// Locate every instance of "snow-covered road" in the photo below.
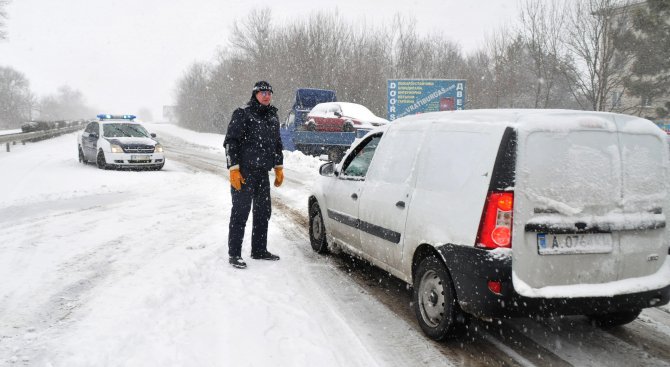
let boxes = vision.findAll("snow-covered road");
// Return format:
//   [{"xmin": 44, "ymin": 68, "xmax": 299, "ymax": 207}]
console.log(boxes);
[{"xmin": 1, "ymin": 124, "xmax": 669, "ymax": 367}]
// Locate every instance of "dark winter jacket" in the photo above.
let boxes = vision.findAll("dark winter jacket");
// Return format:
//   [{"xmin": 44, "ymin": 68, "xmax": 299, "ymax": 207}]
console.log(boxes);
[{"xmin": 223, "ymin": 97, "xmax": 283, "ymax": 172}]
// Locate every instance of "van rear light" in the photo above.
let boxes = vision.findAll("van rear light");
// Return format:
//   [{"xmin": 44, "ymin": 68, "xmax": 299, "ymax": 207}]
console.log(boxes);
[
  {"xmin": 476, "ymin": 191, "xmax": 514, "ymax": 249},
  {"xmin": 487, "ymin": 280, "xmax": 502, "ymax": 295}
]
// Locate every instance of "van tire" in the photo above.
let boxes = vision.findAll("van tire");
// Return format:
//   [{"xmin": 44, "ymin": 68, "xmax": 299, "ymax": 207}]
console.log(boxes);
[
  {"xmin": 588, "ymin": 309, "xmax": 641, "ymax": 328},
  {"xmin": 306, "ymin": 120, "xmax": 317, "ymax": 131},
  {"xmin": 413, "ymin": 256, "xmax": 459, "ymax": 340},
  {"xmin": 96, "ymin": 150, "xmax": 108, "ymax": 170},
  {"xmin": 309, "ymin": 201, "xmax": 328, "ymax": 253}
]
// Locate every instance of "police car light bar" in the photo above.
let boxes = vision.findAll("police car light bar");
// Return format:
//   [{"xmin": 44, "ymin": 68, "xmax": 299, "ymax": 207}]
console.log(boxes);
[{"xmin": 97, "ymin": 114, "xmax": 137, "ymax": 121}]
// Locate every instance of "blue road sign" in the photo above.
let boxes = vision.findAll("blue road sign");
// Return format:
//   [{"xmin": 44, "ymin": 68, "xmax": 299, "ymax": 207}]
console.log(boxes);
[{"xmin": 387, "ymin": 79, "xmax": 466, "ymax": 121}]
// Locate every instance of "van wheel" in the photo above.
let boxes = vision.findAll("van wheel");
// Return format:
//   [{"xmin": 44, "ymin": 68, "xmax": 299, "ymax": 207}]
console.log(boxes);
[
  {"xmin": 306, "ymin": 120, "xmax": 317, "ymax": 131},
  {"xmin": 78, "ymin": 146, "xmax": 87, "ymax": 164},
  {"xmin": 588, "ymin": 309, "xmax": 641, "ymax": 328},
  {"xmin": 96, "ymin": 150, "xmax": 108, "ymax": 170},
  {"xmin": 413, "ymin": 256, "xmax": 460, "ymax": 340},
  {"xmin": 309, "ymin": 201, "xmax": 328, "ymax": 253}
]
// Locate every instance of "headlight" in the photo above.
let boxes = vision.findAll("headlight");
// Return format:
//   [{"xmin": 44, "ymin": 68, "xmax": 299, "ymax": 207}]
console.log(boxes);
[
  {"xmin": 154, "ymin": 144, "xmax": 163, "ymax": 153},
  {"xmin": 110, "ymin": 144, "xmax": 123, "ymax": 153}
]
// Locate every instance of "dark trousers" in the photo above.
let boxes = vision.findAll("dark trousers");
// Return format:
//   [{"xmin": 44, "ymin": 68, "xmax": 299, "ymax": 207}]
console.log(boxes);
[{"xmin": 228, "ymin": 169, "xmax": 271, "ymax": 257}]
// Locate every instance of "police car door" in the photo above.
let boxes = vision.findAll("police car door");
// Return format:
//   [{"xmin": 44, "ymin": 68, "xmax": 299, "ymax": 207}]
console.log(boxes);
[
  {"xmin": 358, "ymin": 125, "xmax": 425, "ymax": 270},
  {"xmin": 82, "ymin": 121, "xmax": 99, "ymax": 161}
]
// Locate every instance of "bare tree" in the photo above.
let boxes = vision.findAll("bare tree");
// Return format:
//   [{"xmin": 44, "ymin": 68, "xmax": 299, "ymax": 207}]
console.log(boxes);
[
  {"xmin": 0, "ymin": 0, "xmax": 9, "ymax": 41},
  {"xmin": 181, "ymin": 7, "xmax": 621, "ymax": 133},
  {"xmin": 519, "ymin": 0, "xmax": 569, "ymax": 108},
  {"xmin": 0, "ymin": 66, "xmax": 32, "ymax": 128},
  {"xmin": 177, "ymin": 9, "xmax": 471, "ymax": 132},
  {"xmin": 389, "ymin": 15, "xmax": 422, "ymax": 78},
  {"xmin": 562, "ymin": 0, "xmax": 634, "ymax": 111},
  {"xmin": 39, "ymin": 86, "xmax": 95, "ymax": 120},
  {"xmin": 230, "ymin": 8, "xmax": 273, "ymax": 73},
  {"xmin": 484, "ymin": 25, "xmax": 525, "ymax": 108},
  {"xmin": 461, "ymin": 50, "xmax": 495, "ymax": 109},
  {"xmin": 174, "ymin": 62, "xmax": 217, "ymax": 131}
]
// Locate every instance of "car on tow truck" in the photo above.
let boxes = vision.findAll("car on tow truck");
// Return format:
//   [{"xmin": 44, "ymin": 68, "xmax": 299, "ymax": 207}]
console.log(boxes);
[
  {"xmin": 305, "ymin": 102, "xmax": 388, "ymax": 132},
  {"xmin": 78, "ymin": 114, "xmax": 165, "ymax": 170}
]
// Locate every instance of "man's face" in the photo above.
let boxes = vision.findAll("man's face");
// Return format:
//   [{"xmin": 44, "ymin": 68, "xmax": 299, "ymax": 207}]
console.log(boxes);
[{"xmin": 256, "ymin": 90, "xmax": 272, "ymax": 106}]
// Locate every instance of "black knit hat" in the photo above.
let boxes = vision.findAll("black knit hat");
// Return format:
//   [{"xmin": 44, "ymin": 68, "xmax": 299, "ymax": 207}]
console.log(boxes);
[{"xmin": 252, "ymin": 81, "xmax": 273, "ymax": 93}]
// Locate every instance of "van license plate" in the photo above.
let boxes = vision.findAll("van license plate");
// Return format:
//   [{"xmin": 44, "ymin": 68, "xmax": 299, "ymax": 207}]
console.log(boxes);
[
  {"xmin": 131, "ymin": 155, "xmax": 151, "ymax": 162},
  {"xmin": 537, "ymin": 233, "xmax": 613, "ymax": 255}
]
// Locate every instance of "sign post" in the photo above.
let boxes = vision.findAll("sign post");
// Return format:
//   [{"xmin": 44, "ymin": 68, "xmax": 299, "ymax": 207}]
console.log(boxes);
[{"xmin": 387, "ymin": 79, "xmax": 466, "ymax": 121}]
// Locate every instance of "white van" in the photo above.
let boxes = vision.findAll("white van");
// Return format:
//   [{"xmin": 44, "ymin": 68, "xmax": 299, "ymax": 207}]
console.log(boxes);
[{"xmin": 308, "ymin": 109, "xmax": 670, "ymax": 340}]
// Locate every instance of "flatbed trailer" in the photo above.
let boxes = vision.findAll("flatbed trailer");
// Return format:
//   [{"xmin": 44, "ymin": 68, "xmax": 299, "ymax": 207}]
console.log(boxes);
[{"xmin": 285, "ymin": 128, "xmax": 370, "ymax": 162}]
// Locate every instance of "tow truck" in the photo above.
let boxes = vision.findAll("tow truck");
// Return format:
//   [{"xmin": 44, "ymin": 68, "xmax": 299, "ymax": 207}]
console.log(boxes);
[{"xmin": 280, "ymin": 88, "xmax": 370, "ymax": 162}]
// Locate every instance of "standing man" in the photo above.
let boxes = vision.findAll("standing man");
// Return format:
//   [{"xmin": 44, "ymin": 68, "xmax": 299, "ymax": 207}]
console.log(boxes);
[{"xmin": 224, "ymin": 81, "xmax": 284, "ymax": 269}]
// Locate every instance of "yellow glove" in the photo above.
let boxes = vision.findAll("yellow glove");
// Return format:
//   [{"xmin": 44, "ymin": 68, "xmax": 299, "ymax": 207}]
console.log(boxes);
[
  {"xmin": 230, "ymin": 169, "xmax": 245, "ymax": 191},
  {"xmin": 274, "ymin": 167, "xmax": 284, "ymax": 187}
]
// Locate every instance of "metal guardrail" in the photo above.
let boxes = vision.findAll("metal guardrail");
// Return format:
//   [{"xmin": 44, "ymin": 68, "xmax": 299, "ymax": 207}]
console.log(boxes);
[{"xmin": 0, "ymin": 125, "xmax": 84, "ymax": 152}]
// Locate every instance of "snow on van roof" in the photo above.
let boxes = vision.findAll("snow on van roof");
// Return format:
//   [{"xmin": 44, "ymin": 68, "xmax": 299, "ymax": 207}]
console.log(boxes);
[{"xmin": 391, "ymin": 109, "xmax": 663, "ymax": 136}]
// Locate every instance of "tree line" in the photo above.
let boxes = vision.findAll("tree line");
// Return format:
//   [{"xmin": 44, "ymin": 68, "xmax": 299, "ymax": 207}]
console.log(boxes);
[
  {"xmin": 0, "ymin": 68, "xmax": 97, "ymax": 129},
  {"xmin": 175, "ymin": 0, "xmax": 670, "ymax": 133},
  {"xmin": 0, "ymin": 2, "xmax": 98, "ymax": 129}
]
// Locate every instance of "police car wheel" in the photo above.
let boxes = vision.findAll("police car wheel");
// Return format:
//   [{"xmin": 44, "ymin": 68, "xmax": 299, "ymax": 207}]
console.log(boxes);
[
  {"xmin": 413, "ymin": 256, "xmax": 460, "ymax": 341},
  {"xmin": 309, "ymin": 201, "xmax": 328, "ymax": 253},
  {"xmin": 78, "ymin": 146, "xmax": 87, "ymax": 164},
  {"xmin": 96, "ymin": 150, "xmax": 108, "ymax": 170}
]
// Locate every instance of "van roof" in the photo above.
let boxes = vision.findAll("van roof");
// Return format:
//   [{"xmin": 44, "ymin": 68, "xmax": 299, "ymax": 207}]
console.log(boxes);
[{"xmin": 392, "ymin": 109, "xmax": 662, "ymax": 136}]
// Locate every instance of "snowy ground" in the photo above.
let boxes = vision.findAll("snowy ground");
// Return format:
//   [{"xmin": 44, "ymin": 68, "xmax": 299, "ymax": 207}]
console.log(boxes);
[
  {"xmin": 0, "ymin": 126, "xmax": 446, "ymax": 366},
  {"xmin": 1, "ymin": 123, "xmax": 669, "ymax": 367}
]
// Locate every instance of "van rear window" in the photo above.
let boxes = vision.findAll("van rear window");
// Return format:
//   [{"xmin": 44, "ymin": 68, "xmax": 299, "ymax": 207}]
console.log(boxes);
[{"xmin": 522, "ymin": 131, "xmax": 619, "ymax": 209}]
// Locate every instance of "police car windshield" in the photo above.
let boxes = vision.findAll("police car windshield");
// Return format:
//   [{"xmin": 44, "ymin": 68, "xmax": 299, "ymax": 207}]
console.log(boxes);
[{"xmin": 103, "ymin": 123, "xmax": 149, "ymax": 138}]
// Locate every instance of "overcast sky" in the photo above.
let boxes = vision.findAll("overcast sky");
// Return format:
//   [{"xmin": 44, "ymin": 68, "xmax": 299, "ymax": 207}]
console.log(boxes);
[{"xmin": 0, "ymin": 0, "xmax": 521, "ymax": 121}]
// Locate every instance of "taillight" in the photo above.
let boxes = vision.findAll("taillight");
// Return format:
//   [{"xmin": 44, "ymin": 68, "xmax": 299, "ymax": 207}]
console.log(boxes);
[
  {"xmin": 487, "ymin": 280, "xmax": 502, "ymax": 295},
  {"xmin": 476, "ymin": 191, "xmax": 514, "ymax": 249}
]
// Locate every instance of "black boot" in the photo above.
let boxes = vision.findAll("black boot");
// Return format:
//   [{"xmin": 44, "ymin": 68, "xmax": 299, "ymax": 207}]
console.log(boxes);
[
  {"xmin": 251, "ymin": 251, "xmax": 280, "ymax": 261},
  {"xmin": 229, "ymin": 256, "xmax": 247, "ymax": 269}
]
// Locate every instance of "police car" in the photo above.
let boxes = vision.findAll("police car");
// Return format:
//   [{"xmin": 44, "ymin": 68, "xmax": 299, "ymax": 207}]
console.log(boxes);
[{"xmin": 78, "ymin": 114, "xmax": 165, "ymax": 170}]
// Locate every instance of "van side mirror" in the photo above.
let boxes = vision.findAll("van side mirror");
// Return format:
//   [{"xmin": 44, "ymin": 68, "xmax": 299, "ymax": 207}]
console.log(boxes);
[
  {"xmin": 319, "ymin": 162, "xmax": 335, "ymax": 177},
  {"xmin": 334, "ymin": 111, "xmax": 342, "ymax": 118},
  {"xmin": 151, "ymin": 133, "xmax": 157, "ymax": 138}
]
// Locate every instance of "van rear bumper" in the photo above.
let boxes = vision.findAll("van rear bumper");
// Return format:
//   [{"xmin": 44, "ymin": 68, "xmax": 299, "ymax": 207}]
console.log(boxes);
[{"xmin": 437, "ymin": 245, "xmax": 670, "ymax": 319}]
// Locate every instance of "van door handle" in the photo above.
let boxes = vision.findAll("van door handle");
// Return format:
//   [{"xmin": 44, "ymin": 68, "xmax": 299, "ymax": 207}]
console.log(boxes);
[
  {"xmin": 351, "ymin": 193, "xmax": 358, "ymax": 200},
  {"xmin": 396, "ymin": 201, "xmax": 406, "ymax": 209}
]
